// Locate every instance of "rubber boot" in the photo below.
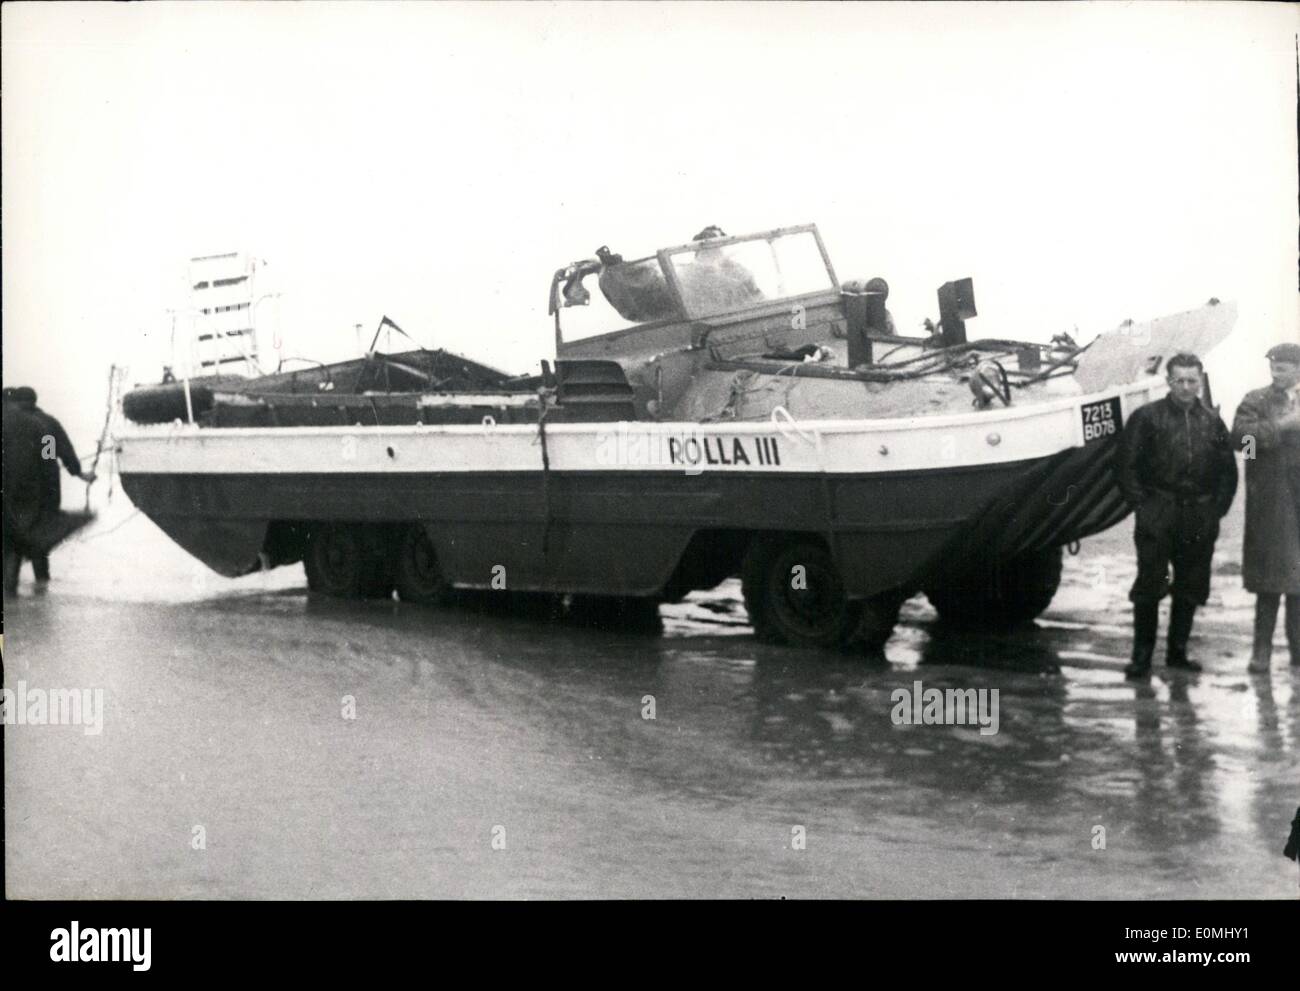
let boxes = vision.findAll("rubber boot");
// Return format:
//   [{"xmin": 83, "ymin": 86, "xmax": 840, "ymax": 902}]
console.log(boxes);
[
  {"xmin": 1287, "ymin": 595, "xmax": 1300, "ymax": 667},
  {"xmin": 1125, "ymin": 597, "xmax": 1159, "ymax": 679},
  {"xmin": 1166, "ymin": 597, "xmax": 1201, "ymax": 671},
  {"xmin": 1248, "ymin": 593, "xmax": 1279, "ymax": 673}
]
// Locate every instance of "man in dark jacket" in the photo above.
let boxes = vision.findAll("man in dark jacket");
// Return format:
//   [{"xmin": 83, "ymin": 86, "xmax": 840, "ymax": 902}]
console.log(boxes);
[
  {"xmin": 1231, "ymin": 342, "xmax": 1300, "ymax": 671},
  {"xmin": 1116, "ymin": 353, "xmax": 1238, "ymax": 678},
  {"xmin": 2, "ymin": 386, "xmax": 93, "ymax": 587},
  {"xmin": 3, "ymin": 396, "xmax": 49, "ymax": 595}
]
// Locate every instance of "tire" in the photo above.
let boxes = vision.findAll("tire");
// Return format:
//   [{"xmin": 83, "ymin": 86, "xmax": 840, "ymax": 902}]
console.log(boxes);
[
  {"xmin": 394, "ymin": 524, "xmax": 451, "ymax": 604},
  {"xmin": 304, "ymin": 524, "xmax": 394, "ymax": 599},
  {"xmin": 741, "ymin": 537, "xmax": 863, "ymax": 649},
  {"xmin": 925, "ymin": 546, "xmax": 1063, "ymax": 630}
]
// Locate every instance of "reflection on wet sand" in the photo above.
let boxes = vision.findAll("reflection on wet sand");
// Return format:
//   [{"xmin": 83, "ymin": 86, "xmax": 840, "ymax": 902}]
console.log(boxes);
[{"xmin": 4, "ymin": 501, "xmax": 1297, "ymax": 897}]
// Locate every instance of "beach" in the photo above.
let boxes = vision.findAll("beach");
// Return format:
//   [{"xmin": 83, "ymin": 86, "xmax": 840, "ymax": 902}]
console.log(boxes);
[{"xmin": 4, "ymin": 496, "xmax": 1297, "ymax": 898}]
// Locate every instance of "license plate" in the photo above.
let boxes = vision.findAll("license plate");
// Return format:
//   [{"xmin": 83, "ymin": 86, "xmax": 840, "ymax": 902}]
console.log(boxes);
[{"xmin": 1080, "ymin": 396, "xmax": 1122, "ymax": 444}]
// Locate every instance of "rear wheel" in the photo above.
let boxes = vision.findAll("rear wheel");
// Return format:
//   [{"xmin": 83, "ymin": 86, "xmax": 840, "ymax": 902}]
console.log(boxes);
[
  {"xmin": 304, "ymin": 524, "xmax": 394, "ymax": 599},
  {"xmin": 394, "ymin": 524, "xmax": 451, "ymax": 604},
  {"xmin": 925, "ymin": 546, "xmax": 1063, "ymax": 630},
  {"xmin": 742, "ymin": 538, "xmax": 863, "ymax": 649}
]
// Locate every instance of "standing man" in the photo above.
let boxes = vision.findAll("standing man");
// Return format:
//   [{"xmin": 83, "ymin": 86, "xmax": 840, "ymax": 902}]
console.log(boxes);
[
  {"xmin": 2, "ymin": 386, "xmax": 94, "ymax": 586},
  {"xmin": 1231, "ymin": 343, "xmax": 1300, "ymax": 672},
  {"xmin": 1117, "ymin": 353, "xmax": 1238, "ymax": 679},
  {"xmin": 3, "ymin": 391, "xmax": 48, "ymax": 596}
]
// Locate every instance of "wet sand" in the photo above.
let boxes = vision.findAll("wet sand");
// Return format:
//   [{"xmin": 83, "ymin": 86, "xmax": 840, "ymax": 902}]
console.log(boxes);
[{"xmin": 4, "ymin": 499, "xmax": 1297, "ymax": 898}]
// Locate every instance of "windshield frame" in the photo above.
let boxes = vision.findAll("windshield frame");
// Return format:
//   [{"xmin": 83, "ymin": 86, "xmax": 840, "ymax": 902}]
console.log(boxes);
[
  {"xmin": 656, "ymin": 223, "xmax": 839, "ymax": 321},
  {"xmin": 554, "ymin": 223, "xmax": 840, "ymax": 349}
]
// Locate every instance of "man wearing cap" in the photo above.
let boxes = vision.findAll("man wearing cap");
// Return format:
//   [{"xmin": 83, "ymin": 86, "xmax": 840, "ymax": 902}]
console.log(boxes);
[
  {"xmin": 1117, "ymin": 352, "xmax": 1239, "ymax": 679},
  {"xmin": 1231, "ymin": 342, "xmax": 1300, "ymax": 672}
]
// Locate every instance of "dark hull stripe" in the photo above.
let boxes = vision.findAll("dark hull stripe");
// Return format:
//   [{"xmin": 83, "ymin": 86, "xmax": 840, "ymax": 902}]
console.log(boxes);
[{"xmin": 121, "ymin": 439, "xmax": 1131, "ymax": 597}]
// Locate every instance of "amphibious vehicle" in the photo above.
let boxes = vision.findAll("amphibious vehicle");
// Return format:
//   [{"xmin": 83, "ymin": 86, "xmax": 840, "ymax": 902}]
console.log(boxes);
[{"xmin": 116, "ymin": 224, "xmax": 1235, "ymax": 652}]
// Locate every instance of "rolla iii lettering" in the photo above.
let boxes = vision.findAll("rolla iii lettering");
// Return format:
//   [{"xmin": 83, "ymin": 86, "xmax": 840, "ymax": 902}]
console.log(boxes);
[{"xmin": 667, "ymin": 435, "xmax": 781, "ymax": 468}]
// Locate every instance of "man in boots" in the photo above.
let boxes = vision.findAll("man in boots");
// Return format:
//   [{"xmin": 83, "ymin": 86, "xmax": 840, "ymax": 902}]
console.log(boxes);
[
  {"xmin": 1231, "ymin": 342, "xmax": 1300, "ymax": 672},
  {"xmin": 1117, "ymin": 353, "xmax": 1238, "ymax": 679}
]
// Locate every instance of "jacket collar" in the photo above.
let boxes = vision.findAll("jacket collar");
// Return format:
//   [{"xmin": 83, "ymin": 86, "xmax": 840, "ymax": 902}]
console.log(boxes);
[{"xmin": 1163, "ymin": 394, "xmax": 1207, "ymax": 416}]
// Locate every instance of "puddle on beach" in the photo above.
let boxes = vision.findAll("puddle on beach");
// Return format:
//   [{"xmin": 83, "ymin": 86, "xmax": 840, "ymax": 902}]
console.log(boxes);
[{"xmin": 4, "ymin": 501, "xmax": 1296, "ymax": 898}]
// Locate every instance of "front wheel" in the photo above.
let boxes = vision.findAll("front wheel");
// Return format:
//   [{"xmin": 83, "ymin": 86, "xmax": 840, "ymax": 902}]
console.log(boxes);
[
  {"xmin": 304, "ymin": 524, "xmax": 394, "ymax": 599},
  {"xmin": 394, "ymin": 524, "xmax": 451, "ymax": 604},
  {"xmin": 741, "ymin": 538, "xmax": 863, "ymax": 649},
  {"xmin": 924, "ymin": 546, "xmax": 1063, "ymax": 630}
]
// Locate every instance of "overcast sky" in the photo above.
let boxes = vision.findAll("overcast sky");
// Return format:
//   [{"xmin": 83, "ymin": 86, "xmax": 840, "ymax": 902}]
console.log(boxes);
[{"xmin": 3, "ymin": 1, "xmax": 1296, "ymax": 449}]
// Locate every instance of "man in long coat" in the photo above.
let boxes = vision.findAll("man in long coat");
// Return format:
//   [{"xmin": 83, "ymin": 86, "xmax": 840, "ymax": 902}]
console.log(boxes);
[
  {"xmin": 9, "ymin": 386, "xmax": 88, "ymax": 581},
  {"xmin": 2, "ymin": 387, "xmax": 94, "ymax": 594},
  {"xmin": 2, "ymin": 396, "xmax": 49, "ymax": 595},
  {"xmin": 1232, "ymin": 342, "xmax": 1300, "ymax": 671}
]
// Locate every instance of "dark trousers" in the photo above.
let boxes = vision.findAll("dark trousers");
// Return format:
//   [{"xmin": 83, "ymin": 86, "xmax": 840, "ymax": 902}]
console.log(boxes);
[
  {"xmin": 2, "ymin": 548, "xmax": 49, "ymax": 591},
  {"xmin": 1130, "ymin": 493, "xmax": 1220, "ymax": 606}
]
